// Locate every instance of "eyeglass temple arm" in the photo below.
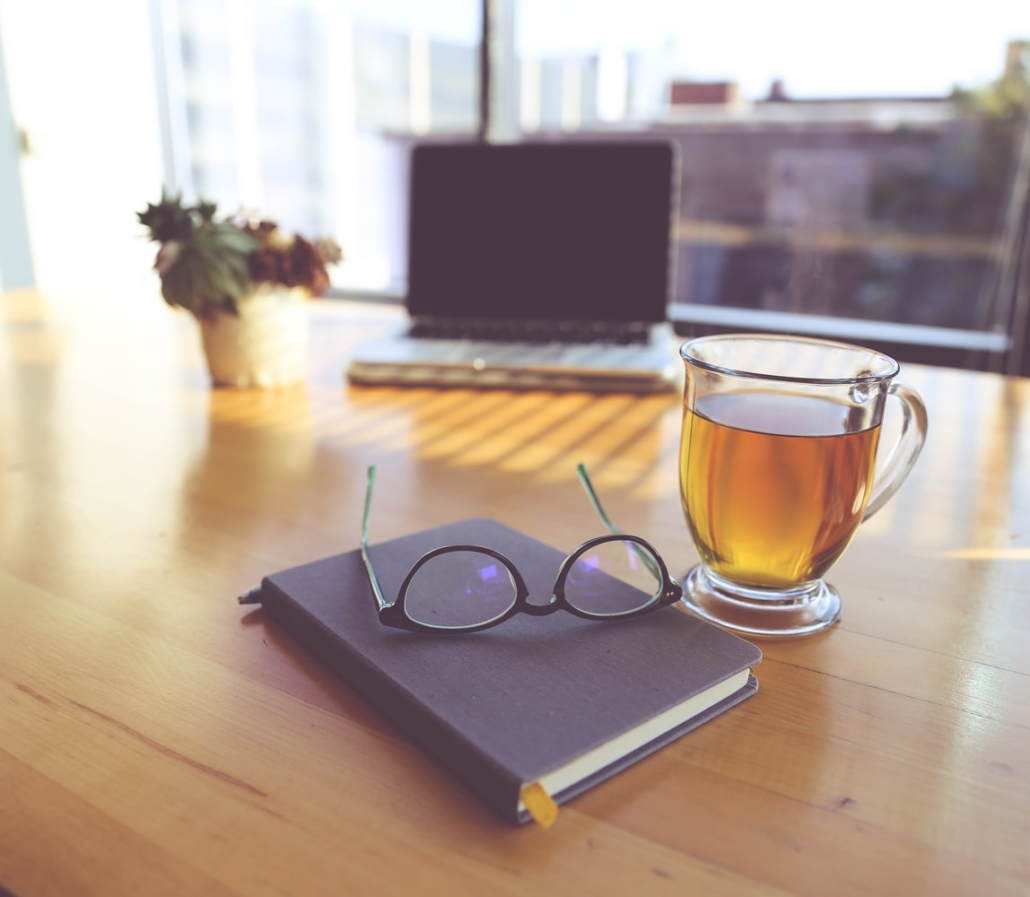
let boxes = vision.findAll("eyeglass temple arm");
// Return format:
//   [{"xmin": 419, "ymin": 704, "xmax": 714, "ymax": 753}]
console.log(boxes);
[
  {"xmin": 575, "ymin": 463, "xmax": 623, "ymax": 536},
  {"xmin": 576, "ymin": 463, "xmax": 664, "ymax": 580},
  {"xmin": 361, "ymin": 465, "xmax": 390, "ymax": 612}
]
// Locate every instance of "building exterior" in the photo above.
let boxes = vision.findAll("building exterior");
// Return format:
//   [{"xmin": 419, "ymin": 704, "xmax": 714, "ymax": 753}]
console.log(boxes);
[{"xmin": 168, "ymin": 4, "xmax": 1027, "ymax": 343}]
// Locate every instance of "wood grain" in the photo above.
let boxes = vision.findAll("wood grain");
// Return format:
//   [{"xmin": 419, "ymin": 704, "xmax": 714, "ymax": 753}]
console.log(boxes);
[{"xmin": 1, "ymin": 286, "xmax": 1027, "ymax": 896}]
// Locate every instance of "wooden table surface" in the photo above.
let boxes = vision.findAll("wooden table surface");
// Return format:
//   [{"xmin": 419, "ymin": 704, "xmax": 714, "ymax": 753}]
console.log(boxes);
[{"xmin": 1, "ymin": 287, "xmax": 1027, "ymax": 896}]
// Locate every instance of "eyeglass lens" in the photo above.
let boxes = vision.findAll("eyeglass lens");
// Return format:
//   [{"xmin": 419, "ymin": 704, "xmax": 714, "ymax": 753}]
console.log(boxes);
[
  {"xmin": 403, "ymin": 550, "xmax": 519, "ymax": 630},
  {"xmin": 564, "ymin": 540, "xmax": 663, "ymax": 617}
]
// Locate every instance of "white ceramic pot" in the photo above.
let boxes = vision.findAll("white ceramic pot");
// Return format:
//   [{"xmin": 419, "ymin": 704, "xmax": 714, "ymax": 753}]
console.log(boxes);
[{"xmin": 199, "ymin": 285, "xmax": 308, "ymax": 388}]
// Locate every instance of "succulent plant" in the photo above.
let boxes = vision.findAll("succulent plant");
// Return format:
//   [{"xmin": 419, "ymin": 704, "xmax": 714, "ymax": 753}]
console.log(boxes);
[{"xmin": 137, "ymin": 192, "xmax": 340, "ymax": 320}]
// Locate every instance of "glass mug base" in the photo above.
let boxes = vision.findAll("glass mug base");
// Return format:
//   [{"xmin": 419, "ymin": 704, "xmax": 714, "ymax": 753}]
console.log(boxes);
[{"xmin": 680, "ymin": 565, "xmax": 841, "ymax": 638}]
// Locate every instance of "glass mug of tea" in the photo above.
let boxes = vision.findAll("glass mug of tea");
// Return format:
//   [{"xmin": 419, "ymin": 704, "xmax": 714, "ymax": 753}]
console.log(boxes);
[{"xmin": 679, "ymin": 334, "xmax": 927, "ymax": 637}]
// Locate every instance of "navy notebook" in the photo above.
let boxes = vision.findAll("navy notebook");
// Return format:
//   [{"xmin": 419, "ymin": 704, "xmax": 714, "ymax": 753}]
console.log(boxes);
[{"xmin": 241, "ymin": 518, "xmax": 761, "ymax": 825}]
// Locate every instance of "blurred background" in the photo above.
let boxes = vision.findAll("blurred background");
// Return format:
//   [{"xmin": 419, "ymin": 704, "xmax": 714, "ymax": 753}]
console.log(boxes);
[{"xmin": 0, "ymin": 0, "xmax": 1027, "ymax": 370}]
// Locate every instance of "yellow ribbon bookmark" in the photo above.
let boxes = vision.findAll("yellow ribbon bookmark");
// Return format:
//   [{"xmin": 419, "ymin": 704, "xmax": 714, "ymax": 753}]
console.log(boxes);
[{"xmin": 520, "ymin": 781, "xmax": 559, "ymax": 829}]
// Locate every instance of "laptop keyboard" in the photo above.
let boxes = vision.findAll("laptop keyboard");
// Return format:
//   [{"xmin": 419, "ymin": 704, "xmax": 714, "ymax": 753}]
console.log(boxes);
[
  {"xmin": 408, "ymin": 317, "xmax": 652, "ymax": 346},
  {"xmin": 349, "ymin": 318, "xmax": 678, "ymax": 392}
]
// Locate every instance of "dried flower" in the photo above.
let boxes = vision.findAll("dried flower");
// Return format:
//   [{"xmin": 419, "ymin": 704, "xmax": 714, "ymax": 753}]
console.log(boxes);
[{"xmin": 137, "ymin": 192, "xmax": 342, "ymax": 320}]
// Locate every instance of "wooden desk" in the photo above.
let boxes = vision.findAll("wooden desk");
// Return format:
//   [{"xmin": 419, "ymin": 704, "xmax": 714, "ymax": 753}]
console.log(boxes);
[{"xmin": 1, "ymin": 288, "xmax": 1027, "ymax": 896}]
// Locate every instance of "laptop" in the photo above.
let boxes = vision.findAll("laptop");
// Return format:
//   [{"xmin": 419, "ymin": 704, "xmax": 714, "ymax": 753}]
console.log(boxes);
[{"xmin": 346, "ymin": 140, "xmax": 680, "ymax": 393}]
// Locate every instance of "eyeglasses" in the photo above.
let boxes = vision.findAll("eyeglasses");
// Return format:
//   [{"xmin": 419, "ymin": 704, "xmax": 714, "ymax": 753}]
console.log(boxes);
[{"xmin": 361, "ymin": 464, "xmax": 682, "ymax": 633}]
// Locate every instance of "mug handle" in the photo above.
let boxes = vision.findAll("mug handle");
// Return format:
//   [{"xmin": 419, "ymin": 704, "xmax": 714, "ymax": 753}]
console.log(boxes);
[{"xmin": 862, "ymin": 381, "xmax": 928, "ymax": 520}]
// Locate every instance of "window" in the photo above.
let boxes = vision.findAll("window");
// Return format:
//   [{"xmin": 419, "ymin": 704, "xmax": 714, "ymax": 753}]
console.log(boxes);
[
  {"xmin": 157, "ymin": 0, "xmax": 481, "ymax": 294},
  {"xmin": 0, "ymin": 0, "xmax": 164, "ymax": 293},
  {"xmin": 510, "ymin": 0, "xmax": 1030, "ymax": 372},
  {"xmin": 154, "ymin": 0, "xmax": 1030, "ymax": 372}
]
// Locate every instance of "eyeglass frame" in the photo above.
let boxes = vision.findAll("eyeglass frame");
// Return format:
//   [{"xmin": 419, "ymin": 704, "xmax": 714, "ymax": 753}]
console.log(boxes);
[{"xmin": 360, "ymin": 464, "xmax": 682, "ymax": 634}]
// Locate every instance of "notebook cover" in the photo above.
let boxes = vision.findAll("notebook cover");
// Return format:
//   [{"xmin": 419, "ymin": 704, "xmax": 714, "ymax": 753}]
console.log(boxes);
[{"xmin": 251, "ymin": 518, "xmax": 761, "ymax": 824}]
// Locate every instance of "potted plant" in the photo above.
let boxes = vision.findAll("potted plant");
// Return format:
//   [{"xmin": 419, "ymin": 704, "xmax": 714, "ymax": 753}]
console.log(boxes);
[{"xmin": 137, "ymin": 193, "xmax": 341, "ymax": 388}]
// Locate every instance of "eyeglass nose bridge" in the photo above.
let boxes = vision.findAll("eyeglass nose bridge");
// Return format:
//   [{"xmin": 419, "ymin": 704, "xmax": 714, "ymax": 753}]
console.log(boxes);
[{"xmin": 520, "ymin": 596, "xmax": 560, "ymax": 616}]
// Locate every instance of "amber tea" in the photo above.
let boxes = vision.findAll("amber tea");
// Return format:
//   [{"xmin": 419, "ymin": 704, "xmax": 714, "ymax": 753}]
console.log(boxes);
[
  {"xmin": 678, "ymin": 333, "xmax": 926, "ymax": 637},
  {"xmin": 680, "ymin": 391, "xmax": 881, "ymax": 590}
]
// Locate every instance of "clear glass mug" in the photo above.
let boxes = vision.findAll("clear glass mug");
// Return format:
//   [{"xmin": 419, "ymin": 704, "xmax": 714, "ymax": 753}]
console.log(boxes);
[{"xmin": 678, "ymin": 334, "xmax": 928, "ymax": 637}]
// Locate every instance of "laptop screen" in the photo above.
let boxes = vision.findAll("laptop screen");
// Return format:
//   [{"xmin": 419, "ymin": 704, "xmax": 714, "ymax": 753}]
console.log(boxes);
[{"xmin": 406, "ymin": 141, "xmax": 676, "ymax": 324}]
